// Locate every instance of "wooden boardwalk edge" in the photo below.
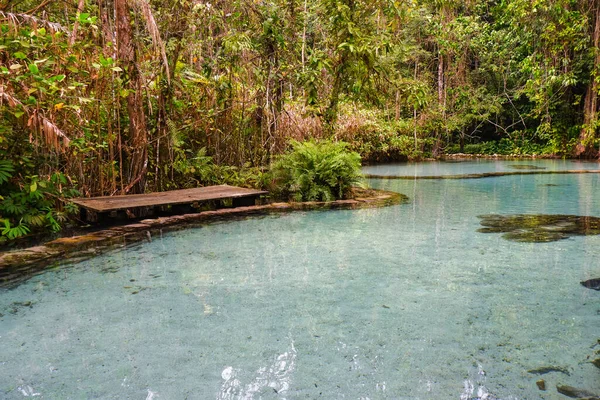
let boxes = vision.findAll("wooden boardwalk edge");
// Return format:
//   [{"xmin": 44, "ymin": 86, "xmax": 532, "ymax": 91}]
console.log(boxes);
[
  {"xmin": 0, "ymin": 189, "xmax": 405, "ymax": 286},
  {"xmin": 72, "ymin": 185, "xmax": 268, "ymax": 221}
]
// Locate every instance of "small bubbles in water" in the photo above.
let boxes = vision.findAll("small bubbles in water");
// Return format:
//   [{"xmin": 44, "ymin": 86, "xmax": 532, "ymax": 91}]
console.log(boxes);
[
  {"xmin": 17, "ymin": 385, "xmax": 40, "ymax": 397},
  {"xmin": 222, "ymin": 366, "xmax": 234, "ymax": 380}
]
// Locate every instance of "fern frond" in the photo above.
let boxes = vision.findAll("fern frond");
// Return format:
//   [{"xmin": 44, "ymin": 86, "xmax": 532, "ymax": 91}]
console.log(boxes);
[{"xmin": 0, "ymin": 160, "xmax": 14, "ymax": 185}]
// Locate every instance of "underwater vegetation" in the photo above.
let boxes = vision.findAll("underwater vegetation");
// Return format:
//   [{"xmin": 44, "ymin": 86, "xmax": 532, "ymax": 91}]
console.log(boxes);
[{"xmin": 477, "ymin": 214, "xmax": 600, "ymax": 243}]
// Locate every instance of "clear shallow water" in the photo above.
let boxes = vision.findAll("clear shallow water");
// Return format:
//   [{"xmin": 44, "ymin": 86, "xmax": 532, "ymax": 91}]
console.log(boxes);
[
  {"xmin": 363, "ymin": 158, "xmax": 600, "ymax": 177},
  {"xmin": 1, "ymin": 162, "xmax": 599, "ymax": 399}
]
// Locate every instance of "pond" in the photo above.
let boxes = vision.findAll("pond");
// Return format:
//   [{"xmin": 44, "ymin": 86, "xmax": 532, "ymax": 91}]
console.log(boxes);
[
  {"xmin": 1, "ymin": 160, "xmax": 599, "ymax": 399},
  {"xmin": 362, "ymin": 158, "xmax": 600, "ymax": 177}
]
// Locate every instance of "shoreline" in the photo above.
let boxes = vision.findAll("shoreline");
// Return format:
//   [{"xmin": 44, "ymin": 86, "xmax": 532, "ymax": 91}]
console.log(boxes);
[
  {"xmin": 0, "ymin": 188, "xmax": 406, "ymax": 286},
  {"xmin": 365, "ymin": 169, "xmax": 600, "ymax": 180}
]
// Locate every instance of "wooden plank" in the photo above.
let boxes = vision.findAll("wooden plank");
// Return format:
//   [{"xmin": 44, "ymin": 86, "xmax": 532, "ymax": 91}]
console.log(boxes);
[{"xmin": 71, "ymin": 185, "xmax": 268, "ymax": 212}]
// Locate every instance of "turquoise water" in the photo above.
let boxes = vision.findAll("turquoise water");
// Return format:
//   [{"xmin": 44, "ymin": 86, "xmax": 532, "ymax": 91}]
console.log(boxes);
[
  {"xmin": 1, "ymin": 161, "xmax": 599, "ymax": 399},
  {"xmin": 363, "ymin": 158, "xmax": 600, "ymax": 177}
]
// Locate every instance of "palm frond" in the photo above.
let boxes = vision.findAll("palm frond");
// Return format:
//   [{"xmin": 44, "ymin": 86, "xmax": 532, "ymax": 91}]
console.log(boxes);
[
  {"xmin": 27, "ymin": 110, "xmax": 71, "ymax": 149},
  {"xmin": 0, "ymin": 86, "xmax": 71, "ymax": 150},
  {"xmin": 0, "ymin": 11, "xmax": 70, "ymax": 35}
]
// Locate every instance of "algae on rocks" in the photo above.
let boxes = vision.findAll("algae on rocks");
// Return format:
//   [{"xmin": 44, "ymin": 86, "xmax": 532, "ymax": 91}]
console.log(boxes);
[
  {"xmin": 509, "ymin": 164, "xmax": 547, "ymax": 170},
  {"xmin": 477, "ymin": 214, "xmax": 600, "ymax": 242}
]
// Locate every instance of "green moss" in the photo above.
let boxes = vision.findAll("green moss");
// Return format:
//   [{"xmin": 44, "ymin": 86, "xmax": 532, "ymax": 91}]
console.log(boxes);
[{"xmin": 477, "ymin": 214, "xmax": 600, "ymax": 242}]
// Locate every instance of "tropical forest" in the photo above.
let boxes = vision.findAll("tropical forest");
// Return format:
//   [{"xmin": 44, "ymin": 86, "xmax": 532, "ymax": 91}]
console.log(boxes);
[
  {"xmin": 1, "ymin": 0, "xmax": 600, "ymax": 240},
  {"xmin": 1, "ymin": 1, "xmax": 600, "ymax": 399}
]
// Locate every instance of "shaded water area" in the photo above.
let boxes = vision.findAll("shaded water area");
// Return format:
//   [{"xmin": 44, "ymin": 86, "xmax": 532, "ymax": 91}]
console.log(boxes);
[{"xmin": 1, "ymin": 161, "xmax": 599, "ymax": 399}]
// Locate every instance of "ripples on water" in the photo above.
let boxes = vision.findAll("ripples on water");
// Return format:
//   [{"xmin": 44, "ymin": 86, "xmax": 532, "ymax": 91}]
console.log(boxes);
[{"xmin": 0, "ymin": 160, "xmax": 598, "ymax": 399}]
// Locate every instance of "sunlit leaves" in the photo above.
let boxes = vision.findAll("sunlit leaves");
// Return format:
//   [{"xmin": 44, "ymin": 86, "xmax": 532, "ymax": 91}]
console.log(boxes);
[{"xmin": 28, "ymin": 63, "xmax": 39, "ymax": 74}]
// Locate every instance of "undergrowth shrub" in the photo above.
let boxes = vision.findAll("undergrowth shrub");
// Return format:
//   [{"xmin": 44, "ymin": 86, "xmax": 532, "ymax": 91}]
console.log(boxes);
[
  {"xmin": 335, "ymin": 105, "xmax": 428, "ymax": 161},
  {"xmin": 269, "ymin": 140, "xmax": 363, "ymax": 202},
  {"xmin": 448, "ymin": 137, "xmax": 556, "ymax": 156},
  {"xmin": 0, "ymin": 158, "xmax": 79, "ymax": 243},
  {"xmin": 172, "ymin": 147, "xmax": 266, "ymax": 189}
]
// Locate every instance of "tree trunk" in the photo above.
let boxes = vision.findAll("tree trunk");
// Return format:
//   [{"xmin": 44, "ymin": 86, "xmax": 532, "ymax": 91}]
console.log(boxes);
[
  {"xmin": 575, "ymin": 1, "xmax": 600, "ymax": 158},
  {"xmin": 324, "ymin": 54, "xmax": 346, "ymax": 135},
  {"xmin": 433, "ymin": 50, "xmax": 445, "ymax": 156},
  {"xmin": 155, "ymin": 38, "xmax": 181, "ymax": 190},
  {"xmin": 115, "ymin": 0, "xmax": 148, "ymax": 193},
  {"xmin": 68, "ymin": 0, "xmax": 86, "ymax": 46}
]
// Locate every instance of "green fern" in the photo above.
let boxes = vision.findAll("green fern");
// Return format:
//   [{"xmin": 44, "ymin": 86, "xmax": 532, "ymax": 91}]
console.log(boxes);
[
  {"xmin": 1, "ymin": 195, "xmax": 28, "ymax": 215},
  {"xmin": 0, "ymin": 160, "xmax": 14, "ymax": 185},
  {"xmin": 270, "ymin": 139, "xmax": 363, "ymax": 202},
  {"xmin": 22, "ymin": 212, "xmax": 47, "ymax": 227},
  {"xmin": 0, "ymin": 172, "xmax": 79, "ymax": 241},
  {"xmin": 1, "ymin": 219, "xmax": 30, "ymax": 240}
]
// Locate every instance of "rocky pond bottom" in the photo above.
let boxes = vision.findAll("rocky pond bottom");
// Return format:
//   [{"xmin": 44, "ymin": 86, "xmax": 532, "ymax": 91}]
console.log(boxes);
[
  {"xmin": 477, "ymin": 214, "xmax": 600, "ymax": 243},
  {"xmin": 1, "ymin": 162, "xmax": 599, "ymax": 399}
]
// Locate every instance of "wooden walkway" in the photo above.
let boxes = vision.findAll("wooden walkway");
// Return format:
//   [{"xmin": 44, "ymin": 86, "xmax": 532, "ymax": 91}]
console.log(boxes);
[{"xmin": 72, "ymin": 185, "xmax": 268, "ymax": 222}]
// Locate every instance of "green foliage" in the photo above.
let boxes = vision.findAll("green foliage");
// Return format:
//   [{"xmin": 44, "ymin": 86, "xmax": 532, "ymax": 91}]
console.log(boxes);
[
  {"xmin": 0, "ymin": 160, "xmax": 15, "ymax": 185},
  {"xmin": 449, "ymin": 138, "xmax": 556, "ymax": 156},
  {"xmin": 269, "ymin": 140, "xmax": 363, "ymax": 202},
  {"xmin": 0, "ymin": 168, "xmax": 80, "ymax": 242},
  {"xmin": 335, "ymin": 105, "xmax": 429, "ymax": 161},
  {"xmin": 1, "ymin": 0, "xmax": 600, "ymax": 244},
  {"xmin": 173, "ymin": 147, "xmax": 266, "ymax": 189}
]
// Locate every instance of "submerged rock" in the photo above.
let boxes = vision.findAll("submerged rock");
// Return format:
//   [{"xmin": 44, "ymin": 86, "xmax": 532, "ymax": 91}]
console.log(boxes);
[
  {"xmin": 540, "ymin": 183, "xmax": 567, "ymax": 187},
  {"xmin": 556, "ymin": 384, "xmax": 600, "ymax": 399},
  {"xmin": 509, "ymin": 164, "xmax": 547, "ymax": 170},
  {"xmin": 527, "ymin": 366, "xmax": 570, "ymax": 376},
  {"xmin": 581, "ymin": 278, "xmax": 600, "ymax": 291},
  {"xmin": 477, "ymin": 214, "xmax": 600, "ymax": 243},
  {"xmin": 536, "ymin": 379, "xmax": 546, "ymax": 391}
]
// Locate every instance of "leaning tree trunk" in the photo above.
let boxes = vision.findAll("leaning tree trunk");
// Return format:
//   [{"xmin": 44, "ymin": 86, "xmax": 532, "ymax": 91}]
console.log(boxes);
[
  {"xmin": 575, "ymin": 0, "xmax": 600, "ymax": 158},
  {"xmin": 115, "ymin": 0, "xmax": 148, "ymax": 193}
]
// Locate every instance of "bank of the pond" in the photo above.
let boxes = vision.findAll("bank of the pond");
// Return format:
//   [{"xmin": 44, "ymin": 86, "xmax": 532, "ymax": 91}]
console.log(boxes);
[
  {"xmin": 366, "ymin": 169, "xmax": 600, "ymax": 180},
  {"xmin": 0, "ymin": 188, "xmax": 406, "ymax": 286},
  {"xmin": 443, "ymin": 153, "xmax": 562, "ymax": 159}
]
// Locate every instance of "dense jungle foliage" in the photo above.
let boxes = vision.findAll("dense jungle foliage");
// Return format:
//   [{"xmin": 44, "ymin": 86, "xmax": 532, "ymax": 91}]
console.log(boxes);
[{"xmin": 1, "ymin": 0, "xmax": 600, "ymax": 240}]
